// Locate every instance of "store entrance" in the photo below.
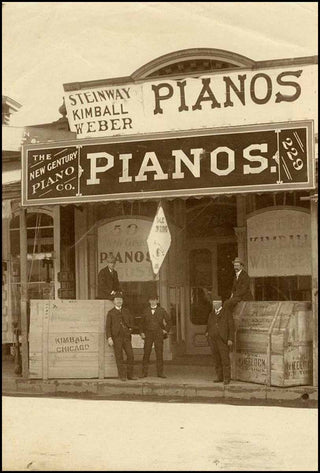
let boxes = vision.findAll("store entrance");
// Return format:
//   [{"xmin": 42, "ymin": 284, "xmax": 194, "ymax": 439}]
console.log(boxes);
[
  {"xmin": 185, "ymin": 242, "xmax": 237, "ymax": 354},
  {"xmin": 184, "ymin": 197, "xmax": 238, "ymax": 355}
]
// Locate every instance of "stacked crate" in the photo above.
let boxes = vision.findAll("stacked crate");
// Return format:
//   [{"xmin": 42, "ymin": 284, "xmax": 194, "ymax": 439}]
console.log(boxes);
[
  {"xmin": 232, "ymin": 301, "xmax": 313, "ymax": 386},
  {"xmin": 29, "ymin": 299, "xmax": 117, "ymax": 379}
]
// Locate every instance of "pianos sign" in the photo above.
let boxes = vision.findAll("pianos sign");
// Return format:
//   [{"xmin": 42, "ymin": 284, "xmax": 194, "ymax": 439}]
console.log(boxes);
[{"xmin": 22, "ymin": 121, "xmax": 314, "ymax": 206}]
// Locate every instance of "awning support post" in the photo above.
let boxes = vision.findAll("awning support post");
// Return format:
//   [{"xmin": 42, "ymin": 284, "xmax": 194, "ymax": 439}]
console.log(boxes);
[{"xmin": 19, "ymin": 207, "xmax": 29, "ymax": 378}]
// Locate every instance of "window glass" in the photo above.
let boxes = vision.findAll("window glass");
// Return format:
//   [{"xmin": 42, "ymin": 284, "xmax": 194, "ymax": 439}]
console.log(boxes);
[
  {"xmin": 254, "ymin": 276, "xmax": 311, "ymax": 301},
  {"xmin": 9, "ymin": 212, "xmax": 55, "ymax": 301}
]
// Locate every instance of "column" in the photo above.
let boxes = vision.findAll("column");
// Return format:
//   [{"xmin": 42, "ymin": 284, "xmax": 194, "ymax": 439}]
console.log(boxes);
[
  {"xmin": 310, "ymin": 195, "xmax": 318, "ymax": 386},
  {"xmin": 235, "ymin": 195, "xmax": 247, "ymax": 268},
  {"xmin": 19, "ymin": 208, "xmax": 29, "ymax": 378},
  {"xmin": 233, "ymin": 226, "xmax": 247, "ymax": 268},
  {"xmin": 53, "ymin": 205, "xmax": 61, "ymax": 300},
  {"xmin": 74, "ymin": 206, "xmax": 89, "ymax": 299}
]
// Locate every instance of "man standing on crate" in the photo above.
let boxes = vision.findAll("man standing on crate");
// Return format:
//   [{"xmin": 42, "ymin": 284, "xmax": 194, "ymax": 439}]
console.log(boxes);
[
  {"xmin": 97, "ymin": 254, "xmax": 120, "ymax": 300},
  {"xmin": 106, "ymin": 292, "xmax": 138, "ymax": 381},
  {"xmin": 205, "ymin": 299, "xmax": 234, "ymax": 385},
  {"xmin": 140, "ymin": 293, "xmax": 171, "ymax": 379},
  {"xmin": 223, "ymin": 257, "xmax": 253, "ymax": 316}
]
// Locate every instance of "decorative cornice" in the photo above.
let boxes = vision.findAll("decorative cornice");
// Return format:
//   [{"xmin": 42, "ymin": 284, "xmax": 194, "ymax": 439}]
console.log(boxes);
[
  {"xmin": 63, "ymin": 48, "xmax": 318, "ymax": 91},
  {"xmin": 131, "ymin": 48, "xmax": 255, "ymax": 80}
]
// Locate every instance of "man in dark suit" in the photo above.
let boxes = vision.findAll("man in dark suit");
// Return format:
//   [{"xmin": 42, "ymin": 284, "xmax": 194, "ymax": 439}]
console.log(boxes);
[
  {"xmin": 97, "ymin": 254, "xmax": 120, "ymax": 300},
  {"xmin": 205, "ymin": 299, "xmax": 234, "ymax": 385},
  {"xmin": 140, "ymin": 293, "xmax": 171, "ymax": 378},
  {"xmin": 223, "ymin": 257, "xmax": 253, "ymax": 316},
  {"xmin": 106, "ymin": 292, "xmax": 137, "ymax": 381}
]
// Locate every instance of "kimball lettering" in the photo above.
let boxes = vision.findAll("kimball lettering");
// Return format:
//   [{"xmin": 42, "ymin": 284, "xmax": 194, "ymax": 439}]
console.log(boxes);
[
  {"xmin": 55, "ymin": 336, "xmax": 90, "ymax": 344},
  {"xmin": 55, "ymin": 336, "xmax": 90, "ymax": 353},
  {"xmin": 152, "ymin": 71, "xmax": 303, "ymax": 114},
  {"xmin": 67, "ymin": 87, "xmax": 133, "ymax": 135}
]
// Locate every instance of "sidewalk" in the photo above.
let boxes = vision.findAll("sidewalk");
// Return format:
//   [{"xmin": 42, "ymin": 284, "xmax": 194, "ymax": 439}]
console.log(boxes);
[{"xmin": 2, "ymin": 357, "xmax": 318, "ymax": 407}]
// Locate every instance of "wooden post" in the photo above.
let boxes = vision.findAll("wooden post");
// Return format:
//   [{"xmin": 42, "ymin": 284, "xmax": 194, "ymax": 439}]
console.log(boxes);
[
  {"xmin": 74, "ymin": 206, "xmax": 89, "ymax": 299},
  {"xmin": 235, "ymin": 195, "xmax": 247, "ymax": 268},
  {"xmin": 19, "ymin": 208, "xmax": 29, "ymax": 378},
  {"xmin": 53, "ymin": 205, "xmax": 61, "ymax": 300},
  {"xmin": 310, "ymin": 195, "xmax": 318, "ymax": 386},
  {"xmin": 266, "ymin": 303, "xmax": 282, "ymax": 387}
]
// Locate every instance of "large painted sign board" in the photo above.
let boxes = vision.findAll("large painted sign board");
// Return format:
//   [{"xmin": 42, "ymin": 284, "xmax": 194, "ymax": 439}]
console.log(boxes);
[{"xmin": 22, "ymin": 121, "xmax": 315, "ymax": 206}]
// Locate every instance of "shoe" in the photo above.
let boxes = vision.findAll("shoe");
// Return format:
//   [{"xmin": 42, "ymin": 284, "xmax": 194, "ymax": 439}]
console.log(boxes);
[
  {"xmin": 120, "ymin": 377, "xmax": 127, "ymax": 382},
  {"xmin": 127, "ymin": 376, "xmax": 138, "ymax": 380},
  {"xmin": 139, "ymin": 374, "xmax": 148, "ymax": 378},
  {"xmin": 157, "ymin": 374, "xmax": 167, "ymax": 378},
  {"xmin": 224, "ymin": 379, "xmax": 231, "ymax": 385},
  {"xmin": 213, "ymin": 379, "xmax": 223, "ymax": 383}
]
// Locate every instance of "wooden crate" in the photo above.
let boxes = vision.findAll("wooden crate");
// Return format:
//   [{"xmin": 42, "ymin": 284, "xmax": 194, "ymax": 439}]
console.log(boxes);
[
  {"xmin": 29, "ymin": 300, "xmax": 118, "ymax": 379},
  {"xmin": 232, "ymin": 301, "xmax": 313, "ymax": 386}
]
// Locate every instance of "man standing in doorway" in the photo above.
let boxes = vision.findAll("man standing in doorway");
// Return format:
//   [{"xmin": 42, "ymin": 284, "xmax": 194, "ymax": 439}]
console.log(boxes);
[
  {"xmin": 205, "ymin": 299, "xmax": 234, "ymax": 384},
  {"xmin": 106, "ymin": 292, "xmax": 137, "ymax": 381},
  {"xmin": 97, "ymin": 254, "xmax": 120, "ymax": 300},
  {"xmin": 140, "ymin": 293, "xmax": 171, "ymax": 378},
  {"xmin": 223, "ymin": 257, "xmax": 253, "ymax": 316}
]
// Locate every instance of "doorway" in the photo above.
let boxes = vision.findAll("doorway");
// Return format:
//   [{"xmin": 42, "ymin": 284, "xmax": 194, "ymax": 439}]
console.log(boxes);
[{"xmin": 217, "ymin": 242, "xmax": 238, "ymax": 303}]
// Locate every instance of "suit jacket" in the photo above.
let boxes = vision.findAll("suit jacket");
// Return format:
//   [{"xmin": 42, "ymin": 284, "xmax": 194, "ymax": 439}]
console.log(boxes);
[
  {"xmin": 97, "ymin": 266, "xmax": 120, "ymax": 300},
  {"xmin": 140, "ymin": 306, "xmax": 172, "ymax": 334},
  {"xmin": 206, "ymin": 308, "xmax": 234, "ymax": 343},
  {"xmin": 230, "ymin": 269, "xmax": 253, "ymax": 302},
  {"xmin": 106, "ymin": 307, "xmax": 134, "ymax": 339}
]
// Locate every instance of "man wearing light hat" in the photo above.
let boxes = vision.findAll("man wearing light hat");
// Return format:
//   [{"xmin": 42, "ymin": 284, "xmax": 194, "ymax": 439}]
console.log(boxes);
[
  {"xmin": 223, "ymin": 257, "xmax": 253, "ymax": 316},
  {"xmin": 106, "ymin": 291, "xmax": 137, "ymax": 381},
  {"xmin": 97, "ymin": 254, "xmax": 120, "ymax": 300}
]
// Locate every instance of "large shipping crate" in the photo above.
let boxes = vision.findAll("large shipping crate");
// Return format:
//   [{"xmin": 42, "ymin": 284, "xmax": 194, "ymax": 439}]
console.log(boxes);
[
  {"xmin": 232, "ymin": 301, "xmax": 313, "ymax": 387},
  {"xmin": 29, "ymin": 300, "xmax": 118, "ymax": 379}
]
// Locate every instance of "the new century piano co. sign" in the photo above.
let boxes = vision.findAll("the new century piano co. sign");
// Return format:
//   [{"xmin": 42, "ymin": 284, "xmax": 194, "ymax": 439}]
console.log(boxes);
[{"xmin": 21, "ymin": 121, "xmax": 315, "ymax": 206}]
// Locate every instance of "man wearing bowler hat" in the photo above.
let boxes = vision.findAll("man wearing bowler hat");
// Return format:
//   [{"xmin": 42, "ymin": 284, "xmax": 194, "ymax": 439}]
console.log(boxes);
[
  {"xmin": 223, "ymin": 257, "xmax": 253, "ymax": 316},
  {"xmin": 140, "ymin": 293, "xmax": 171, "ymax": 378},
  {"xmin": 205, "ymin": 299, "xmax": 234, "ymax": 384},
  {"xmin": 106, "ymin": 291, "xmax": 137, "ymax": 381},
  {"xmin": 97, "ymin": 254, "xmax": 120, "ymax": 300}
]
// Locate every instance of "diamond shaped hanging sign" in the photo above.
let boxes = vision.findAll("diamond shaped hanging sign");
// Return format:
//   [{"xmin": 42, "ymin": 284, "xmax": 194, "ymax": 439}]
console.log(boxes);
[{"xmin": 147, "ymin": 204, "xmax": 171, "ymax": 276}]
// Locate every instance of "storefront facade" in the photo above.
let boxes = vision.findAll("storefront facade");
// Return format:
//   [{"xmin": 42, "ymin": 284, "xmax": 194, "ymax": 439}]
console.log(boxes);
[{"xmin": 3, "ymin": 49, "xmax": 318, "ymax": 384}]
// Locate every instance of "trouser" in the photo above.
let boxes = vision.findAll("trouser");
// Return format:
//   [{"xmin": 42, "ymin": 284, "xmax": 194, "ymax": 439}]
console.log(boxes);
[
  {"xmin": 208, "ymin": 335, "xmax": 231, "ymax": 381},
  {"xmin": 113, "ymin": 335, "xmax": 134, "ymax": 379},
  {"xmin": 223, "ymin": 298, "xmax": 239, "ymax": 317},
  {"xmin": 142, "ymin": 330, "xmax": 164, "ymax": 376}
]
